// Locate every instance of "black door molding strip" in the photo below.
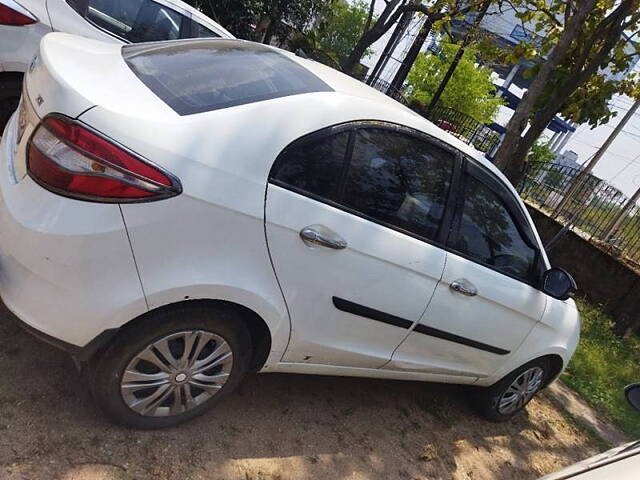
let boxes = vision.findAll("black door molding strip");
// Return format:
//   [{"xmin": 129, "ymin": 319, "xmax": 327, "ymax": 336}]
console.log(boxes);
[{"xmin": 332, "ymin": 296, "xmax": 510, "ymax": 356}]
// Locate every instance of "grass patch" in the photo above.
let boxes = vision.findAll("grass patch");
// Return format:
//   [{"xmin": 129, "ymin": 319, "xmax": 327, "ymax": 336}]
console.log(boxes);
[{"xmin": 562, "ymin": 298, "xmax": 640, "ymax": 438}]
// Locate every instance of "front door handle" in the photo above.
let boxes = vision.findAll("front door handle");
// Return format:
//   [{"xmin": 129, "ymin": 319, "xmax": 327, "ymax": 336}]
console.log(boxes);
[
  {"xmin": 450, "ymin": 279, "xmax": 478, "ymax": 297},
  {"xmin": 300, "ymin": 225, "xmax": 347, "ymax": 250}
]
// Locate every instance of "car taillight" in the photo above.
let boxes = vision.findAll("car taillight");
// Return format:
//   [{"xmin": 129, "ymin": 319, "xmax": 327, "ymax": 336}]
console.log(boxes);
[
  {"xmin": 27, "ymin": 115, "xmax": 181, "ymax": 202},
  {"xmin": 0, "ymin": 3, "xmax": 36, "ymax": 25}
]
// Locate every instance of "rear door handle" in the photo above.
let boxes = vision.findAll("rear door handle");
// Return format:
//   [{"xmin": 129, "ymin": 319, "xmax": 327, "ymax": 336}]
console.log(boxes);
[
  {"xmin": 450, "ymin": 279, "xmax": 478, "ymax": 297},
  {"xmin": 300, "ymin": 225, "xmax": 347, "ymax": 250}
]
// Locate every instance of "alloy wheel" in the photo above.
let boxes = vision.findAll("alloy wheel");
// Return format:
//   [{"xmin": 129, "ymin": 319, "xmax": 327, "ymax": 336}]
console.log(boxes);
[
  {"xmin": 497, "ymin": 366, "xmax": 545, "ymax": 415},
  {"xmin": 120, "ymin": 330, "xmax": 233, "ymax": 417}
]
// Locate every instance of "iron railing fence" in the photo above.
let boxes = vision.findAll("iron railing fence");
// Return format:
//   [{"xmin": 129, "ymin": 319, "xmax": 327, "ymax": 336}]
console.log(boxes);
[
  {"xmin": 365, "ymin": 78, "xmax": 410, "ymax": 105},
  {"xmin": 424, "ymin": 106, "xmax": 501, "ymax": 153},
  {"xmin": 519, "ymin": 161, "xmax": 640, "ymax": 269}
]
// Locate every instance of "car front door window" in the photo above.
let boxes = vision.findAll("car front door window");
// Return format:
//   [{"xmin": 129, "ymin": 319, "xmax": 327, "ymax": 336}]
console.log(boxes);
[{"xmin": 453, "ymin": 174, "xmax": 537, "ymax": 282}]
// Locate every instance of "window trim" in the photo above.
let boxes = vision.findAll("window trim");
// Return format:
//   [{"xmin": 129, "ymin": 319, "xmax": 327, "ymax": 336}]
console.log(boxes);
[
  {"xmin": 269, "ymin": 120, "xmax": 463, "ymax": 250},
  {"xmin": 447, "ymin": 159, "xmax": 544, "ymax": 288}
]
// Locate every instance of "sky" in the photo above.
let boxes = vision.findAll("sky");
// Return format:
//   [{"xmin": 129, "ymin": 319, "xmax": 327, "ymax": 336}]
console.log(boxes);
[{"xmin": 354, "ymin": 0, "xmax": 640, "ymax": 197}]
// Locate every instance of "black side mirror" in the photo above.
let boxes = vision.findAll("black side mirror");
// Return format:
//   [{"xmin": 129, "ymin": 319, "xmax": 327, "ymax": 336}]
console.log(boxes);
[
  {"xmin": 625, "ymin": 384, "xmax": 640, "ymax": 412},
  {"xmin": 542, "ymin": 267, "xmax": 577, "ymax": 301}
]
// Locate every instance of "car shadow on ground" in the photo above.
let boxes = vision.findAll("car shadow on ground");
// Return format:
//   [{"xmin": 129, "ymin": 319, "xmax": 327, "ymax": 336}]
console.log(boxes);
[{"xmin": 0, "ymin": 303, "xmax": 599, "ymax": 480}]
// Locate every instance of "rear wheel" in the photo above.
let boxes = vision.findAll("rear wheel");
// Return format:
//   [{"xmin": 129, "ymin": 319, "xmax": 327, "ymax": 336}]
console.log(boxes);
[
  {"xmin": 474, "ymin": 358, "xmax": 549, "ymax": 422},
  {"xmin": 0, "ymin": 77, "xmax": 22, "ymax": 134},
  {"xmin": 89, "ymin": 305, "xmax": 251, "ymax": 428}
]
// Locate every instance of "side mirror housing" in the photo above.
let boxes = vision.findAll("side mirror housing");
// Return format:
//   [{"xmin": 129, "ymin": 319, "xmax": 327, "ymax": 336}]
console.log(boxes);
[
  {"xmin": 625, "ymin": 384, "xmax": 640, "ymax": 412},
  {"xmin": 542, "ymin": 267, "xmax": 577, "ymax": 301}
]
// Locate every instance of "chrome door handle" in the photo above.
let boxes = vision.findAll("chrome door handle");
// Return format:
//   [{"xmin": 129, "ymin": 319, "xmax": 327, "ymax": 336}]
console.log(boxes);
[
  {"xmin": 450, "ymin": 279, "xmax": 478, "ymax": 297},
  {"xmin": 299, "ymin": 225, "xmax": 347, "ymax": 250}
]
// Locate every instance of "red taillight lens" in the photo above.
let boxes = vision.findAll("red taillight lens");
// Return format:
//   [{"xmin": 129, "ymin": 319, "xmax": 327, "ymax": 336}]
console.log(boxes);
[
  {"xmin": 27, "ymin": 115, "xmax": 181, "ymax": 202},
  {"xmin": 0, "ymin": 3, "xmax": 36, "ymax": 25}
]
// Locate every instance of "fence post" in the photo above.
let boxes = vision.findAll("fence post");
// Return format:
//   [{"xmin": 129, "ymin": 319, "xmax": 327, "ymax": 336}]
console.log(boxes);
[{"xmin": 604, "ymin": 186, "xmax": 640, "ymax": 240}]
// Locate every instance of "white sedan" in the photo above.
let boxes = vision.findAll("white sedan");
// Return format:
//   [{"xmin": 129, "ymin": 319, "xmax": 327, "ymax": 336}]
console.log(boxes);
[
  {"xmin": 0, "ymin": 33, "xmax": 580, "ymax": 428},
  {"xmin": 0, "ymin": 0, "xmax": 233, "ymax": 131}
]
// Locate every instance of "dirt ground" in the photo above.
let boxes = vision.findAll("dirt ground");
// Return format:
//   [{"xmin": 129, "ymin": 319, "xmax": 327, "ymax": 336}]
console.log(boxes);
[{"xmin": 0, "ymin": 303, "xmax": 602, "ymax": 480}]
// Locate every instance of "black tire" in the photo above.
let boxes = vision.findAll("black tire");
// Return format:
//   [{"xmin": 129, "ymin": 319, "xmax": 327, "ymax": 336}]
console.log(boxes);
[
  {"xmin": 474, "ymin": 357, "xmax": 550, "ymax": 422},
  {"xmin": 0, "ymin": 77, "xmax": 22, "ymax": 135},
  {"xmin": 88, "ymin": 304, "xmax": 251, "ymax": 429}
]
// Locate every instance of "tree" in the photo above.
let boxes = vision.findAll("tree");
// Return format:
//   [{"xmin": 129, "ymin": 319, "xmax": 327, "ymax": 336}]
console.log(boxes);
[
  {"xmin": 184, "ymin": 0, "xmax": 261, "ymax": 39},
  {"xmin": 406, "ymin": 44, "xmax": 504, "ymax": 123},
  {"xmin": 492, "ymin": 0, "xmax": 640, "ymax": 185},
  {"xmin": 315, "ymin": 1, "xmax": 375, "ymax": 64},
  {"xmin": 184, "ymin": 0, "xmax": 328, "ymax": 42},
  {"xmin": 341, "ymin": 0, "xmax": 496, "ymax": 75}
]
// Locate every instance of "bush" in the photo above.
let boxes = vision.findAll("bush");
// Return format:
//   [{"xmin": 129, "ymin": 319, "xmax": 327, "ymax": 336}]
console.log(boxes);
[{"xmin": 564, "ymin": 299, "xmax": 640, "ymax": 438}]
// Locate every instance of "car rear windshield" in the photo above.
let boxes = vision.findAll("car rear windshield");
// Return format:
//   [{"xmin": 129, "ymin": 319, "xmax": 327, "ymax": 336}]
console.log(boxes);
[{"xmin": 122, "ymin": 39, "xmax": 333, "ymax": 115}]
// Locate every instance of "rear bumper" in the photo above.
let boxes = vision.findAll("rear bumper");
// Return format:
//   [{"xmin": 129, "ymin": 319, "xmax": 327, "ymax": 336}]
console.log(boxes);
[
  {"xmin": 8, "ymin": 301, "xmax": 118, "ymax": 362},
  {"xmin": 0, "ymin": 112, "xmax": 148, "ymax": 350}
]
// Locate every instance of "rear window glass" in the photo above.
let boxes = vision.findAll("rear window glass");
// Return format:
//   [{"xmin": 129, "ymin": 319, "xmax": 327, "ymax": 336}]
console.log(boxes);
[{"xmin": 122, "ymin": 40, "xmax": 333, "ymax": 115}]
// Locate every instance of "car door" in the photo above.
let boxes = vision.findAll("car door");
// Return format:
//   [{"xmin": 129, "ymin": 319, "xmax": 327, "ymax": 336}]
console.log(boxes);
[
  {"xmin": 387, "ymin": 160, "xmax": 547, "ymax": 379},
  {"xmin": 265, "ymin": 124, "xmax": 458, "ymax": 369}
]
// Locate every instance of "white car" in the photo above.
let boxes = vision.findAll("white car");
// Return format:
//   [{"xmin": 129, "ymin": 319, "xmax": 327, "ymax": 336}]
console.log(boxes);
[
  {"xmin": 0, "ymin": 0, "xmax": 233, "ymax": 131},
  {"xmin": 0, "ymin": 33, "xmax": 580, "ymax": 428},
  {"xmin": 540, "ymin": 384, "xmax": 640, "ymax": 480}
]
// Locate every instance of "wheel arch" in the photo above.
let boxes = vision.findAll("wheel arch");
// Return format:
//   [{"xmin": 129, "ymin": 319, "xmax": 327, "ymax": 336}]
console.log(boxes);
[
  {"xmin": 0, "ymin": 71, "xmax": 24, "ymax": 84},
  {"xmin": 88, "ymin": 299, "xmax": 274, "ymax": 373}
]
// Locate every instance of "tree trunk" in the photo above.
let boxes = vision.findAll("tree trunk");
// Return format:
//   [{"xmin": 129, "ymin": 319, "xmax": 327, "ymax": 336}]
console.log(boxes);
[
  {"xmin": 342, "ymin": 31, "xmax": 378, "ymax": 74},
  {"xmin": 342, "ymin": 0, "xmax": 404, "ymax": 74},
  {"xmin": 493, "ymin": 0, "xmax": 597, "ymax": 180}
]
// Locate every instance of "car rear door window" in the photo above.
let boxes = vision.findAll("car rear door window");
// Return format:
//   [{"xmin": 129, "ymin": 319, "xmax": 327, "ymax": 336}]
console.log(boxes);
[
  {"xmin": 270, "ymin": 132, "xmax": 349, "ymax": 200},
  {"xmin": 341, "ymin": 129, "xmax": 454, "ymax": 242},
  {"xmin": 87, "ymin": 0, "xmax": 187, "ymax": 42},
  {"xmin": 452, "ymin": 174, "xmax": 536, "ymax": 281},
  {"xmin": 87, "ymin": 0, "xmax": 143, "ymax": 38},
  {"xmin": 186, "ymin": 19, "xmax": 220, "ymax": 38}
]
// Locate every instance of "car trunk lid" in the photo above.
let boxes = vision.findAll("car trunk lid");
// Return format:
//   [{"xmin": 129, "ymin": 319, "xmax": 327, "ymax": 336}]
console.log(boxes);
[{"xmin": 10, "ymin": 32, "xmax": 176, "ymax": 181}]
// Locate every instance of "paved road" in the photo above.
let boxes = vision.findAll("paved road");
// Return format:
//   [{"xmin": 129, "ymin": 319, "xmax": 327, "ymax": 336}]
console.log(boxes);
[{"xmin": 0, "ymin": 303, "xmax": 600, "ymax": 480}]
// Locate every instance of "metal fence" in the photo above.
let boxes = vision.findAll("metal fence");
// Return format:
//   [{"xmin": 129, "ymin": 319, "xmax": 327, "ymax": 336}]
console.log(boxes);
[
  {"xmin": 424, "ymin": 106, "xmax": 501, "ymax": 154},
  {"xmin": 519, "ymin": 161, "xmax": 640, "ymax": 269},
  {"xmin": 366, "ymin": 78, "xmax": 410, "ymax": 105}
]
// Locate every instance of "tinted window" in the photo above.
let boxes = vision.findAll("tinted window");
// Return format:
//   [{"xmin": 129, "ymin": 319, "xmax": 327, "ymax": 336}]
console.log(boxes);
[
  {"xmin": 123, "ymin": 40, "xmax": 332, "ymax": 115},
  {"xmin": 87, "ymin": 0, "xmax": 185, "ymax": 42},
  {"xmin": 272, "ymin": 132, "xmax": 349, "ymax": 200},
  {"xmin": 187, "ymin": 19, "xmax": 220, "ymax": 38},
  {"xmin": 87, "ymin": 0, "xmax": 143, "ymax": 37},
  {"xmin": 342, "ymin": 129, "xmax": 454, "ymax": 241},
  {"xmin": 454, "ymin": 175, "xmax": 536, "ymax": 280},
  {"xmin": 129, "ymin": 2, "xmax": 184, "ymax": 42}
]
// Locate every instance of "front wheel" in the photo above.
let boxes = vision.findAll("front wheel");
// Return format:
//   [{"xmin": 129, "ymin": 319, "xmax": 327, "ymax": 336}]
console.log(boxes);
[
  {"xmin": 474, "ymin": 358, "xmax": 549, "ymax": 422},
  {"xmin": 89, "ymin": 305, "xmax": 251, "ymax": 429}
]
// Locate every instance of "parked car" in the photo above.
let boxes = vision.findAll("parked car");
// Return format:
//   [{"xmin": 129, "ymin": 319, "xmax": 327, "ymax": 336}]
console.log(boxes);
[
  {"xmin": 0, "ymin": 0, "xmax": 233, "ymax": 131},
  {"xmin": 0, "ymin": 33, "xmax": 579, "ymax": 428},
  {"xmin": 540, "ymin": 384, "xmax": 640, "ymax": 479}
]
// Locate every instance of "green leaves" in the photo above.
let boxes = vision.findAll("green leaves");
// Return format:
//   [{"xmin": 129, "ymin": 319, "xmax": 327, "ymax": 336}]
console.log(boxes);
[
  {"xmin": 314, "ymin": 0, "xmax": 375, "ymax": 64},
  {"xmin": 406, "ymin": 44, "xmax": 505, "ymax": 123}
]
